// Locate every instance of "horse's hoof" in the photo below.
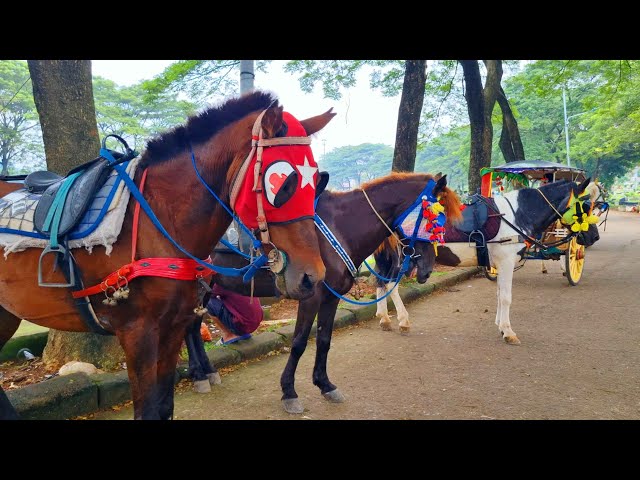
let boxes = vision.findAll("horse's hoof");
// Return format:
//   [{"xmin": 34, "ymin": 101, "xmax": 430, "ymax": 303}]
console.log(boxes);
[
  {"xmin": 207, "ymin": 372, "xmax": 222, "ymax": 386},
  {"xmin": 322, "ymin": 388, "xmax": 346, "ymax": 403},
  {"xmin": 399, "ymin": 325, "xmax": 410, "ymax": 335},
  {"xmin": 282, "ymin": 398, "xmax": 304, "ymax": 414},
  {"xmin": 504, "ymin": 335, "xmax": 521, "ymax": 345},
  {"xmin": 380, "ymin": 322, "xmax": 392, "ymax": 331},
  {"xmin": 193, "ymin": 379, "xmax": 212, "ymax": 393}
]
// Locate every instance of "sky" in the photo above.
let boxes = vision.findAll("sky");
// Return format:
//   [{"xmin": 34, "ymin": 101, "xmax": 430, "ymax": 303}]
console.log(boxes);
[{"xmin": 91, "ymin": 60, "xmax": 402, "ymax": 156}]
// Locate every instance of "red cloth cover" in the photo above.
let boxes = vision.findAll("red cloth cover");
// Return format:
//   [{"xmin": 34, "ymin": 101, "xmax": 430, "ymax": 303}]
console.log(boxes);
[{"xmin": 233, "ymin": 112, "xmax": 318, "ymax": 228}]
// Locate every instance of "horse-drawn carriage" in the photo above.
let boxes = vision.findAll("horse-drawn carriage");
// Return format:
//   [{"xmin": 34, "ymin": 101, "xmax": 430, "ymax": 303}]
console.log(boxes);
[{"xmin": 479, "ymin": 160, "xmax": 603, "ymax": 286}]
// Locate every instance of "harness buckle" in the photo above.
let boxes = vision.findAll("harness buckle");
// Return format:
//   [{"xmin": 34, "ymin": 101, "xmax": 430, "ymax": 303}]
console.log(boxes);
[{"xmin": 401, "ymin": 245, "xmax": 416, "ymax": 258}]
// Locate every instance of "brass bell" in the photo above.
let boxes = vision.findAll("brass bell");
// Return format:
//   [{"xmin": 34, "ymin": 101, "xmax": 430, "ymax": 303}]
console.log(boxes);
[
  {"xmin": 193, "ymin": 305, "xmax": 208, "ymax": 317},
  {"xmin": 103, "ymin": 297, "xmax": 118, "ymax": 307}
]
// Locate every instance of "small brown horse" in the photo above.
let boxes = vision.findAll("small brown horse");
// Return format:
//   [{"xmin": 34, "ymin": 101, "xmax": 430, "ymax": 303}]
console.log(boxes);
[
  {"xmin": 186, "ymin": 172, "xmax": 462, "ymax": 413},
  {"xmin": 0, "ymin": 91, "xmax": 334, "ymax": 419}
]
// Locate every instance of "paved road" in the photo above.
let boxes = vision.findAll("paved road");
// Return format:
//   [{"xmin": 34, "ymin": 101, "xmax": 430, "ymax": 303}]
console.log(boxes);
[{"xmin": 95, "ymin": 211, "xmax": 640, "ymax": 420}]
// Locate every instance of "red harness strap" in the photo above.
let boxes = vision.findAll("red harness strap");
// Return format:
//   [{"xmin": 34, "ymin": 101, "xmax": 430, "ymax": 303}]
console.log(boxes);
[
  {"xmin": 71, "ymin": 257, "xmax": 213, "ymax": 298},
  {"xmin": 72, "ymin": 167, "xmax": 214, "ymax": 299}
]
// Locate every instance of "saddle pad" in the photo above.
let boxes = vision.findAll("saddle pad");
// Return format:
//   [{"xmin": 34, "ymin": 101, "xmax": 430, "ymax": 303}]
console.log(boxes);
[{"xmin": 0, "ymin": 157, "xmax": 140, "ymax": 257}]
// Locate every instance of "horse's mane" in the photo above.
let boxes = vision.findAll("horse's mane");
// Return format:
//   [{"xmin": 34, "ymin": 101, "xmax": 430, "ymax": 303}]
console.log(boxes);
[
  {"xmin": 140, "ymin": 90, "xmax": 278, "ymax": 166},
  {"xmin": 374, "ymin": 235, "xmax": 400, "ymax": 258},
  {"xmin": 360, "ymin": 171, "xmax": 463, "ymax": 224}
]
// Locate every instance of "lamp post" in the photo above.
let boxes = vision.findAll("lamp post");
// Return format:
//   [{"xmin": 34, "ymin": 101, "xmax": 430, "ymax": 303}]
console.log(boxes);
[{"xmin": 563, "ymin": 87, "xmax": 596, "ymax": 168}]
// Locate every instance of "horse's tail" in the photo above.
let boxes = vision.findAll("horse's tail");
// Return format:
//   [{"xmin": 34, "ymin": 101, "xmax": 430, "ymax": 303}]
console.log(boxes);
[{"xmin": 439, "ymin": 185, "xmax": 463, "ymax": 225}]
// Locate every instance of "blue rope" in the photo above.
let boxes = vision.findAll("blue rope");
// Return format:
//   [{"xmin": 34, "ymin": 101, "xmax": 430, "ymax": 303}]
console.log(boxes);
[
  {"xmin": 218, "ymin": 237, "xmax": 252, "ymax": 260},
  {"xmin": 100, "ymin": 148, "xmax": 259, "ymax": 278},
  {"xmin": 323, "ymin": 277, "xmax": 402, "ymax": 306},
  {"xmin": 314, "ymin": 213, "xmax": 358, "ymax": 277},
  {"xmin": 189, "ymin": 147, "xmax": 262, "ymax": 251},
  {"xmin": 362, "ymin": 257, "xmax": 397, "ymax": 283}
]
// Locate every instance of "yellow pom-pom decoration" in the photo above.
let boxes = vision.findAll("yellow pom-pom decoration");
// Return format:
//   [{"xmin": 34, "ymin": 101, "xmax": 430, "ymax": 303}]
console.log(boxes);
[
  {"xmin": 581, "ymin": 221, "xmax": 589, "ymax": 231},
  {"xmin": 571, "ymin": 223, "xmax": 581, "ymax": 232},
  {"xmin": 430, "ymin": 202, "xmax": 445, "ymax": 214},
  {"xmin": 587, "ymin": 215, "xmax": 599, "ymax": 224}
]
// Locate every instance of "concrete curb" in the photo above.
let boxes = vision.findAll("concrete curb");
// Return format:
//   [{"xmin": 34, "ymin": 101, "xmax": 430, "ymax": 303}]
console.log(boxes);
[{"xmin": 6, "ymin": 266, "xmax": 481, "ymax": 419}]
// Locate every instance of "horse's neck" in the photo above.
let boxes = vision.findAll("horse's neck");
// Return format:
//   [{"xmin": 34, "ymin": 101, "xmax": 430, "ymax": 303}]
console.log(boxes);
[
  {"xmin": 319, "ymin": 182, "xmax": 419, "ymax": 266},
  {"xmin": 507, "ymin": 185, "xmax": 570, "ymax": 236},
  {"xmin": 137, "ymin": 151, "xmax": 235, "ymax": 259}
]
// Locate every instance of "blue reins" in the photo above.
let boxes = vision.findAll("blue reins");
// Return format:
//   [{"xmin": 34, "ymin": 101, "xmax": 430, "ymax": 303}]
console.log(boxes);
[
  {"xmin": 101, "ymin": 148, "xmax": 267, "ymax": 280},
  {"xmin": 318, "ymin": 179, "xmax": 437, "ymax": 306}
]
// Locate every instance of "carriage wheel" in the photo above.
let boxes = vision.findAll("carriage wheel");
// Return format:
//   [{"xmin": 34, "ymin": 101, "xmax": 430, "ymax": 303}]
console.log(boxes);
[
  {"xmin": 484, "ymin": 266, "xmax": 498, "ymax": 281},
  {"xmin": 565, "ymin": 236, "xmax": 585, "ymax": 286}
]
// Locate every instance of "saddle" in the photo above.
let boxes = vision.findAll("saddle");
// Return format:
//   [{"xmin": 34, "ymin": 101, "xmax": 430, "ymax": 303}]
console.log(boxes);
[
  {"xmin": 445, "ymin": 194, "xmax": 502, "ymax": 267},
  {"xmin": 33, "ymin": 157, "xmax": 114, "ymax": 238},
  {"xmin": 32, "ymin": 148, "xmax": 130, "ymax": 237}
]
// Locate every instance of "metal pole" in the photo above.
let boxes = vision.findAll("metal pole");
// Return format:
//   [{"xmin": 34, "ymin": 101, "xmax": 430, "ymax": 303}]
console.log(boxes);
[
  {"xmin": 563, "ymin": 88, "xmax": 571, "ymax": 167},
  {"xmin": 240, "ymin": 60, "xmax": 255, "ymax": 95}
]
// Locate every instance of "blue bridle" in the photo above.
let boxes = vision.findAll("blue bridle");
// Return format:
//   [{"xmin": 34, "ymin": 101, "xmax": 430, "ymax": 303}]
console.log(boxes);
[
  {"xmin": 319, "ymin": 179, "xmax": 442, "ymax": 306},
  {"xmin": 100, "ymin": 147, "xmax": 268, "ymax": 282}
]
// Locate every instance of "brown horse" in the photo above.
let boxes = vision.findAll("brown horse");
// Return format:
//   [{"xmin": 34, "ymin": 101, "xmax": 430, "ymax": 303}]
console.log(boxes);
[
  {"xmin": 0, "ymin": 91, "xmax": 333, "ymax": 419},
  {"xmin": 186, "ymin": 172, "xmax": 462, "ymax": 413}
]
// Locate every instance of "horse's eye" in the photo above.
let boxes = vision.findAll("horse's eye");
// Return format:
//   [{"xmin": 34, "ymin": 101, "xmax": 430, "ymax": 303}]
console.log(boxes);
[{"xmin": 263, "ymin": 160, "xmax": 298, "ymax": 207}]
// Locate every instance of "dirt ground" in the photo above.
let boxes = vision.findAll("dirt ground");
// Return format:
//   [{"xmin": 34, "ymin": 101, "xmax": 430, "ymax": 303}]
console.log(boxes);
[{"xmin": 91, "ymin": 210, "xmax": 640, "ymax": 420}]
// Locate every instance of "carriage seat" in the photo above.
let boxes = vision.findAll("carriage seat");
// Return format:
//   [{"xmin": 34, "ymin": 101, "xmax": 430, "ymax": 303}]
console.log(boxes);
[{"xmin": 32, "ymin": 150, "xmax": 126, "ymax": 239}]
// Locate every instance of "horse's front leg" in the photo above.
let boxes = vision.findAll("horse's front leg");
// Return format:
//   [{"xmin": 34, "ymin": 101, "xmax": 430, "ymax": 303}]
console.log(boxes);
[
  {"xmin": 280, "ymin": 293, "xmax": 322, "ymax": 414},
  {"xmin": 0, "ymin": 309, "xmax": 21, "ymax": 419},
  {"xmin": 491, "ymin": 245, "xmax": 521, "ymax": 345},
  {"xmin": 156, "ymin": 321, "xmax": 189, "ymax": 420},
  {"xmin": 376, "ymin": 285, "xmax": 393, "ymax": 331},
  {"xmin": 115, "ymin": 317, "xmax": 162, "ymax": 419},
  {"xmin": 388, "ymin": 283, "xmax": 410, "ymax": 333},
  {"xmin": 312, "ymin": 296, "xmax": 345, "ymax": 403}
]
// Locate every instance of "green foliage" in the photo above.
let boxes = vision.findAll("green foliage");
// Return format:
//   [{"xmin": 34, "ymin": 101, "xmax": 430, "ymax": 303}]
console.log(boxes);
[
  {"xmin": 503, "ymin": 60, "xmax": 640, "ymax": 187},
  {"xmin": 141, "ymin": 60, "xmax": 270, "ymax": 103},
  {"xmin": 0, "ymin": 60, "xmax": 44, "ymax": 174},
  {"xmin": 320, "ymin": 143, "xmax": 393, "ymax": 189},
  {"xmin": 284, "ymin": 60, "xmax": 404, "ymax": 100},
  {"xmin": 93, "ymin": 76, "xmax": 195, "ymax": 151}
]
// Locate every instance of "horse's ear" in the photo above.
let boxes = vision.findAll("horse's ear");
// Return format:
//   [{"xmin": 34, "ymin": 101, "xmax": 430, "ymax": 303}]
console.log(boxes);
[
  {"xmin": 433, "ymin": 174, "xmax": 447, "ymax": 196},
  {"xmin": 315, "ymin": 171, "xmax": 330, "ymax": 198},
  {"xmin": 434, "ymin": 172, "xmax": 443, "ymax": 181},
  {"xmin": 300, "ymin": 108, "xmax": 336, "ymax": 136},
  {"xmin": 261, "ymin": 105, "xmax": 284, "ymax": 139},
  {"xmin": 576, "ymin": 177, "xmax": 591, "ymax": 195}
]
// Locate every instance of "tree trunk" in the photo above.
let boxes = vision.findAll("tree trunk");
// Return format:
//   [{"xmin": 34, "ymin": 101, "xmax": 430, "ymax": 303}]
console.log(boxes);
[
  {"xmin": 391, "ymin": 60, "xmax": 427, "ymax": 173},
  {"xmin": 27, "ymin": 60, "xmax": 124, "ymax": 369},
  {"xmin": 27, "ymin": 60, "xmax": 100, "ymax": 174},
  {"xmin": 497, "ymin": 86, "xmax": 525, "ymax": 162},
  {"xmin": 481, "ymin": 61, "xmax": 502, "ymax": 169},
  {"xmin": 460, "ymin": 60, "xmax": 485, "ymax": 194}
]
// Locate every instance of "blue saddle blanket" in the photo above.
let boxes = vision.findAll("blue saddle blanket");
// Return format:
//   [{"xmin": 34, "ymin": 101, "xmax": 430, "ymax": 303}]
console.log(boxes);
[{"xmin": 0, "ymin": 158, "xmax": 139, "ymax": 255}]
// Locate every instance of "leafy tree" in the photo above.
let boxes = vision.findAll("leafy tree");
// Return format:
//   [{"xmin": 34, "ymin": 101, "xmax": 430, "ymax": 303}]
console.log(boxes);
[
  {"xmin": 320, "ymin": 143, "xmax": 393, "ymax": 189},
  {"xmin": 142, "ymin": 60, "xmax": 270, "ymax": 103},
  {"xmin": 0, "ymin": 60, "xmax": 44, "ymax": 175},
  {"xmin": 93, "ymin": 77, "xmax": 195, "ymax": 151}
]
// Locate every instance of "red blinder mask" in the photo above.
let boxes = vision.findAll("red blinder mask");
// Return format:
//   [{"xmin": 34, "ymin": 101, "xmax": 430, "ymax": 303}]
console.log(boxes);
[{"xmin": 232, "ymin": 111, "xmax": 318, "ymax": 229}]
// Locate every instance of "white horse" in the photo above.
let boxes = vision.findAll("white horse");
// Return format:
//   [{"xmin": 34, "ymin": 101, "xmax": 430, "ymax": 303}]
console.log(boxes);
[{"xmin": 377, "ymin": 178, "xmax": 592, "ymax": 345}]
